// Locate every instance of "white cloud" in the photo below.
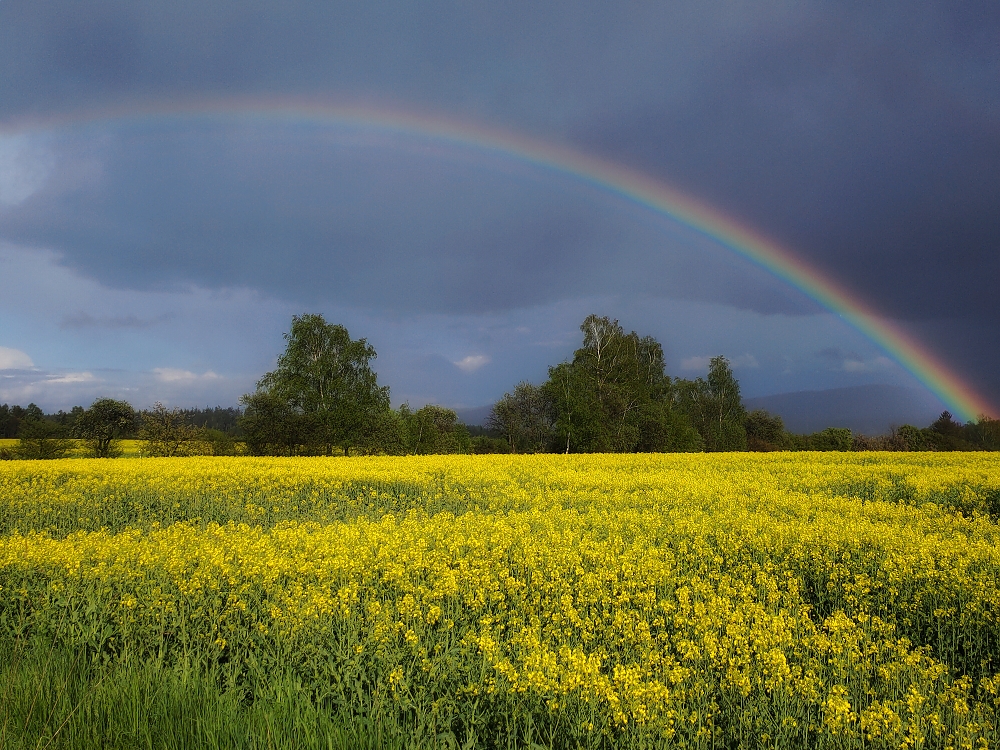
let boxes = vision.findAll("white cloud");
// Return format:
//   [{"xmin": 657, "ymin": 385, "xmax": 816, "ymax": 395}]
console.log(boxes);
[
  {"xmin": 153, "ymin": 368, "xmax": 222, "ymax": 383},
  {"xmin": 842, "ymin": 356, "xmax": 893, "ymax": 373},
  {"xmin": 0, "ymin": 346, "xmax": 33, "ymax": 369},
  {"xmin": 680, "ymin": 355, "xmax": 712, "ymax": 371},
  {"xmin": 453, "ymin": 355, "xmax": 491, "ymax": 373},
  {"xmin": 0, "ymin": 136, "xmax": 55, "ymax": 206},
  {"xmin": 46, "ymin": 372, "xmax": 96, "ymax": 384},
  {"xmin": 0, "ymin": 369, "xmax": 106, "ymax": 406}
]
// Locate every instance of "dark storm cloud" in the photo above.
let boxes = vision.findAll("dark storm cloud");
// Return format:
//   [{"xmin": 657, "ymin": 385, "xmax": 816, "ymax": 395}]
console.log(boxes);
[
  {"xmin": 3, "ymin": 123, "xmax": 817, "ymax": 316},
  {"xmin": 1, "ymin": 0, "xmax": 997, "ymax": 405},
  {"xmin": 579, "ymin": 2, "xmax": 1000, "ymax": 326},
  {"xmin": 1, "ymin": 0, "xmax": 991, "ymax": 314}
]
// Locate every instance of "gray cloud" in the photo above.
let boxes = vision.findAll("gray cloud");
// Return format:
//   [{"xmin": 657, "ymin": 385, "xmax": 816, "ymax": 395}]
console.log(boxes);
[
  {"xmin": 0, "ymin": 366, "xmax": 240, "ymax": 411},
  {"xmin": 578, "ymin": 3, "xmax": 1000, "ymax": 328},
  {"xmin": 60, "ymin": 311, "xmax": 173, "ymax": 329},
  {"xmin": 1, "ymin": 123, "xmax": 821, "ymax": 318},
  {"xmin": 1, "ymin": 0, "xmax": 997, "ymax": 410}
]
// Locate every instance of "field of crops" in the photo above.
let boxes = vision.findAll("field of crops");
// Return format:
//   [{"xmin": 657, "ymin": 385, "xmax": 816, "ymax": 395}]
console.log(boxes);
[{"xmin": 2, "ymin": 453, "xmax": 1000, "ymax": 749}]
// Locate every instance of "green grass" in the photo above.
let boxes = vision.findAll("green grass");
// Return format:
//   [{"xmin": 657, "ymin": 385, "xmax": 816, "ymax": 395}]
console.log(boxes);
[{"xmin": 0, "ymin": 637, "xmax": 411, "ymax": 750}]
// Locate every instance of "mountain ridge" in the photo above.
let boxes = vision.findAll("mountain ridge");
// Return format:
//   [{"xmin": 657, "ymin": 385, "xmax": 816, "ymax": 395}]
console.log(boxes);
[{"xmin": 743, "ymin": 384, "xmax": 944, "ymax": 436}]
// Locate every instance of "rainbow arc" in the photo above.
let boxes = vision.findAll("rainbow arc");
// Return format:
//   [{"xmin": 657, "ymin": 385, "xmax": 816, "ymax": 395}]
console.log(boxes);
[{"xmin": 3, "ymin": 98, "xmax": 993, "ymax": 421}]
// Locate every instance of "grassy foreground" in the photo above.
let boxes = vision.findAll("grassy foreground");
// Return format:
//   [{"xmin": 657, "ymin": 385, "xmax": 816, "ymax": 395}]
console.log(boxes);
[
  {"xmin": 1, "ymin": 453, "xmax": 1000, "ymax": 748},
  {"xmin": 0, "ymin": 637, "xmax": 401, "ymax": 750}
]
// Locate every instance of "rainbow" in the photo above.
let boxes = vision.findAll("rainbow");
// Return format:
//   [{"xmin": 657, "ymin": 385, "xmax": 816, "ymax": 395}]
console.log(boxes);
[{"xmin": 2, "ymin": 97, "xmax": 994, "ymax": 421}]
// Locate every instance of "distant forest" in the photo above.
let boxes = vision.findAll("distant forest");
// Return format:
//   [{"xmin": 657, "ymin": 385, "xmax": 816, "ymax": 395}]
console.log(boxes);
[
  {"xmin": 0, "ymin": 405, "xmax": 241, "ymax": 440},
  {"xmin": 2, "ymin": 313, "xmax": 998, "ymax": 459}
]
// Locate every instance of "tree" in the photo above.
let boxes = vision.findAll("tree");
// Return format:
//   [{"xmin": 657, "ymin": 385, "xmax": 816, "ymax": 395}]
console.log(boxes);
[
  {"xmin": 676, "ymin": 356, "xmax": 747, "ymax": 451},
  {"xmin": 635, "ymin": 400, "xmax": 703, "ymax": 452},
  {"xmin": 541, "ymin": 315, "xmax": 701, "ymax": 453},
  {"xmin": 139, "ymin": 402, "xmax": 200, "ymax": 457},
  {"xmin": 205, "ymin": 429, "xmax": 237, "ymax": 455},
  {"xmin": 542, "ymin": 361, "xmax": 589, "ymax": 454},
  {"xmin": 362, "ymin": 408, "xmax": 409, "ymax": 456},
  {"xmin": 76, "ymin": 398, "xmax": 136, "ymax": 458},
  {"xmin": 570, "ymin": 315, "xmax": 654, "ymax": 452},
  {"xmin": 245, "ymin": 314, "xmax": 391, "ymax": 455},
  {"xmin": 968, "ymin": 416, "xmax": 1000, "ymax": 451},
  {"xmin": 0, "ymin": 404, "xmax": 13, "ymax": 439},
  {"xmin": 239, "ymin": 391, "xmax": 317, "ymax": 456},
  {"xmin": 0, "ymin": 403, "xmax": 44, "ymax": 439},
  {"xmin": 14, "ymin": 418, "xmax": 74, "ymax": 460},
  {"xmin": 399, "ymin": 404, "xmax": 471, "ymax": 455},
  {"xmin": 806, "ymin": 427, "xmax": 853, "ymax": 451},
  {"xmin": 925, "ymin": 410, "xmax": 967, "ymax": 451},
  {"xmin": 745, "ymin": 410, "xmax": 787, "ymax": 451},
  {"xmin": 894, "ymin": 424, "xmax": 928, "ymax": 451},
  {"xmin": 705, "ymin": 356, "xmax": 747, "ymax": 450},
  {"xmin": 488, "ymin": 382, "xmax": 553, "ymax": 453}
]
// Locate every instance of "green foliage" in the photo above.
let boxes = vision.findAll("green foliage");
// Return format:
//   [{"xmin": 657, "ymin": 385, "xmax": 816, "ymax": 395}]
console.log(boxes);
[
  {"xmin": 675, "ymin": 356, "xmax": 747, "ymax": 451},
  {"xmin": 541, "ymin": 315, "xmax": 701, "ymax": 453},
  {"xmin": 488, "ymin": 381, "xmax": 553, "ymax": 453},
  {"xmin": 967, "ymin": 416, "xmax": 1000, "ymax": 451},
  {"xmin": 745, "ymin": 409, "xmax": 788, "ymax": 451},
  {"xmin": 138, "ymin": 402, "xmax": 200, "ymax": 457},
  {"xmin": 922, "ymin": 411, "xmax": 977, "ymax": 451},
  {"xmin": 0, "ymin": 404, "xmax": 16, "ymax": 439},
  {"xmin": 0, "ymin": 403, "xmax": 43, "ymax": 439},
  {"xmin": 75, "ymin": 399, "xmax": 137, "ymax": 458},
  {"xmin": 0, "ymin": 638, "xmax": 397, "ymax": 750},
  {"xmin": 12, "ymin": 418, "xmax": 74, "ymax": 460},
  {"xmin": 541, "ymin": 361, "xmax": 587, "ymax": 454},
  {"xmin": 470, "ymin": 435, "xmax": 511, "ymax": 454},
  {"xmin": 200, "ymin": 428, "xmax": 237, "ymax": 456},
  {"xmin": 807, "ymin": 427, "xmax": 854, "ymax": 451},
  {"xmin": 895, "ymin": 424, "xmax": 928, "ymax": 451},
  {"xmin": 240, "ymin": 391, "xmax": 310, "ymax": 456},
  {"xmin": 241, "ymin": 315, "xmax": 391, "ymax": 456},
  {"xmin": 399, "ymin": 404, "xmax": 471, "ymax": 455},
  {"xmin": 633, "ymin": 400, "xmax": 703, "ymax": 452}
]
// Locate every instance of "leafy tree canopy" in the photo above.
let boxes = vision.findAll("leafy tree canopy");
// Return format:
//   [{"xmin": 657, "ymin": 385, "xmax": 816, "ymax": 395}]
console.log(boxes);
[
  {"xmin": 541, "ymin": 315, "xmax": 700, "ymax": 453},
  {"xmin": 76, "ymin": 398, "xmax": 136, "ymax": 458},
  {"xmin": 139, "ymin": 402, "xmax": 200, "ymax": 457},
  {"xmin": 675, "ymin": 356, "xmax": 747, "ymax": 451},
  {"xmin": 489, "ymin": 382, "xmax": 553, "ymax": 454},
  {"xmin": 242, "ymin": 315, "xmax": 390, "ymax": 456},
  {"xmin": 399, "ymin": 404, "xmax": 471, "ymax": 455}
]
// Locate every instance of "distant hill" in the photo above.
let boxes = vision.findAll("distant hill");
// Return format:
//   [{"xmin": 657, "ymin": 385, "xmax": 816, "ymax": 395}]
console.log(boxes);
[
  {"xmin": 454, "ymin": 405, "xmax": 493, "ymax": 427},
  {"xmin": 744, "ymin": 385, "xmax": 945, "ymax": 436}
]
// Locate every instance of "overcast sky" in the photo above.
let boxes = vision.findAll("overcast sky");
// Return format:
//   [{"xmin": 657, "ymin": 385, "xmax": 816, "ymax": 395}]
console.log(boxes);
[{"xmin": 0, "ymin": 1, "xmax": 996, "ymax": 416}]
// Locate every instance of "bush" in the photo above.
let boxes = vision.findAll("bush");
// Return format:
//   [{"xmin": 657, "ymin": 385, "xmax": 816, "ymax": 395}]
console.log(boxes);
[
  {"xmin": 470, "ymin": 435, "xmax": 511, "ymax": 454},
  {"xmin": 745, "ymin": 410, "xmax": 788, "ymax": 451},
  {"xmin": 13, "ymin": 420, "xmax": 74, "ymax": 460},
  {"xmin": 806, "ymin": 427, "xmax": 853, "ymax": 451},
  {"xmin": 201, "ymin": 428, "xmax": 237, "ymax": 456}
]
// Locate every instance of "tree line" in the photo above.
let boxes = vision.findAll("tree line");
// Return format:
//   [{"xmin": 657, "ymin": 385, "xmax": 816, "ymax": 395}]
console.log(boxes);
[
  {"xmin": 0, "ymin": 402, "xmax": 242, "ymax": 460},
  {"xmin": 484, "ymin": 314, "xmax": 1000, "ymax": 454},
  {"xmin": 2, "ymin": 312, "xmax": 998, "ymax": 459}
]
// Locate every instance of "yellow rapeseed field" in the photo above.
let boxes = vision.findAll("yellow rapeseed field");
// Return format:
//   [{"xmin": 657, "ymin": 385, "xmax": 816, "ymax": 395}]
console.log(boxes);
[{"xmin": 1, "ymin": 453, "xmax": 999, "ymax": 748}]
